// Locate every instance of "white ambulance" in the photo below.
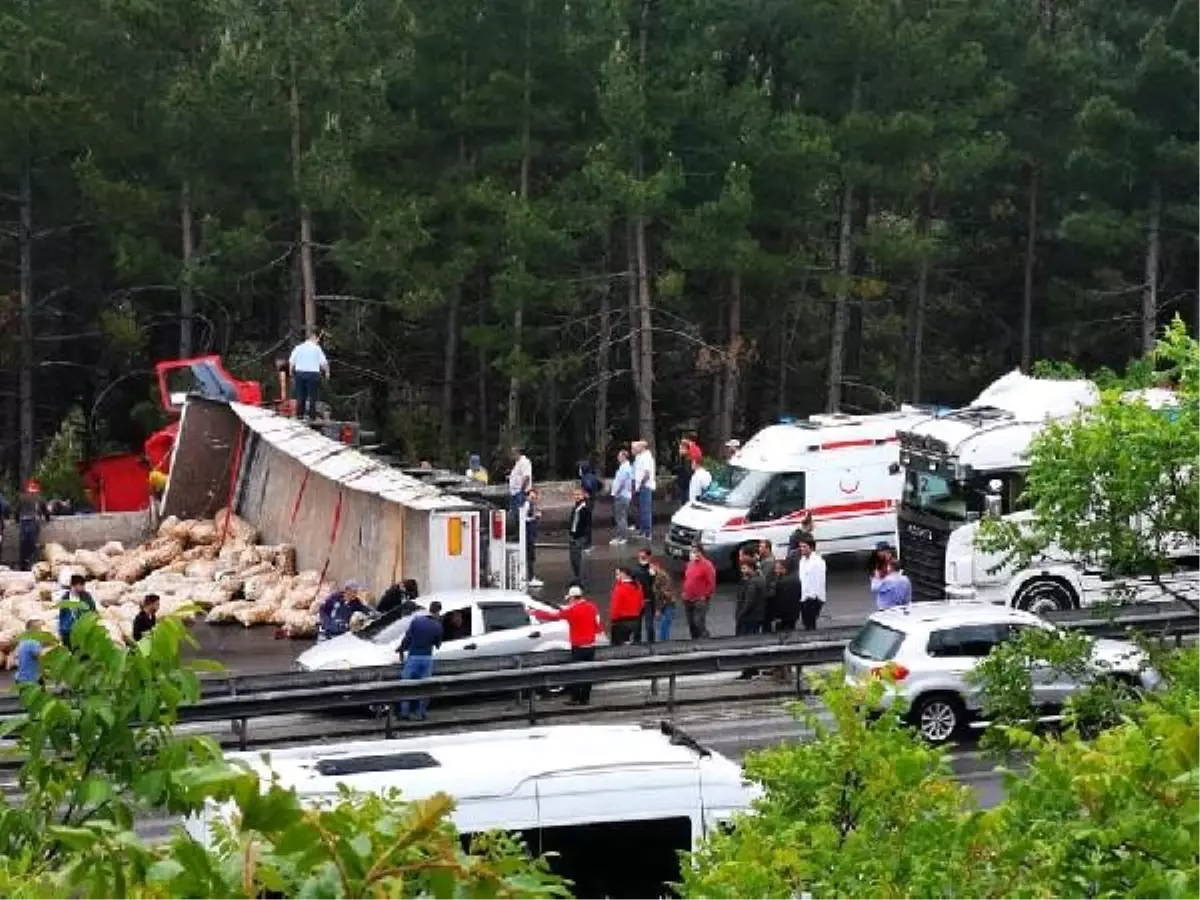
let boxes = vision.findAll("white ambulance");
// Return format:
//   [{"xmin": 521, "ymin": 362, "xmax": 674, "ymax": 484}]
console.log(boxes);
[{"xmin": 665, "ymin": 408, "xmax": 933, "ymax": 572}]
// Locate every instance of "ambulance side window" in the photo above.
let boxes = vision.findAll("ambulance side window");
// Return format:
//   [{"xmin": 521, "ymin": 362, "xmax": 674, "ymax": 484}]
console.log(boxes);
[{"xmin": 764, "ymin": 472, "xmax": 806, "ymax": 518}]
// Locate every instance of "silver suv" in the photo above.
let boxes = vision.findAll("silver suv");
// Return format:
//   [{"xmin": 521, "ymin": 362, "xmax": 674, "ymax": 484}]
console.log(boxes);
[{"xmin": 844, "ymin": 603, "xmax": 1157, "ymax": 743}]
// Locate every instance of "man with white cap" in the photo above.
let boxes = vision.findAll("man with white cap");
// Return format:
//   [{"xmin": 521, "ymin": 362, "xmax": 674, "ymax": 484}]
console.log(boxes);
[
  {"xmin": 529, "ymin": 583, "xmax": 602, "ymax": 705},
  {"xmin": 317, "ymin": 579, "xmax": 373, "ymax": 641}
]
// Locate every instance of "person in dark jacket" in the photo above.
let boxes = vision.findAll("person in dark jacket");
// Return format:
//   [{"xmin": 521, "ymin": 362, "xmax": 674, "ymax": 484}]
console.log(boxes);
[
  {"xmin": 772, "ymin": 561, "xmax": 802, "ymax": 632},
  {"xmin": 377, "ymin": 579, "xmax": 420, "ymax": 617},
  {"xmin": 317, "ymin": 580, "xmax": 372, "ymax": 641},
  {"xmin": 58, "ymin": 574, "xmax": 97, "ymax": 651},
  {"xmin": 734, "ymin": 561, "xmax": 767, "ymax": 636},
  {"xmin": 15, "ymin": 481, "xmax": 50, "ymax": 571},
  {"xmin": 567, "ymin": 487, "xmax": 592, "ymax": 587},
  {"xmin": 633, "ymin": 546, "xmax": 657, "ymax": 644},
  {"xmin": 578, "ymin": 460, "xmax": 601, "ymax": 549},
  {"xmin": 398, "ymin": 600, "xmax": 443, "ymax": 721},
  {"xmin": 757, "ymin": 539, "xmax": 778, "ymax": 628},
  {"xmin": 132, "ymin": 594, "xmax": 160, "ymax": 642}
]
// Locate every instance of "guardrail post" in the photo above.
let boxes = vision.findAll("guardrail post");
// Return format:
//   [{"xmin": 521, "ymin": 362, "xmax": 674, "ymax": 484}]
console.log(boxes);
[
  {"xmin": 795, "ymin": 664, "xmax": 804, "ymax": 696},
  {"xmin": 527, "ymin": 687, "xmax": 538, "ymax": 725},
  {"xmin": 667, "ymin": 674, "xmax": 677, "ymax": 714},
  {"xmin": 384, "ymin": 705, "xmax": 395, "ymax": 739}
]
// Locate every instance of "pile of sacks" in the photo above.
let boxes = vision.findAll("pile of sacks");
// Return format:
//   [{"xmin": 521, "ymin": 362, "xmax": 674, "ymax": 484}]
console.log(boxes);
[{"xmin": 0, "ymin": 509, "xmax": 334, "ymax": 667}]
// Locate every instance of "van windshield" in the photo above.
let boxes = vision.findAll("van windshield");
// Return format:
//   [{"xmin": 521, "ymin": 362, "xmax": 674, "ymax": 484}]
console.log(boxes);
[{"xmin": 699, "ymin": 465, "xmax": 772, "ymax": 508}]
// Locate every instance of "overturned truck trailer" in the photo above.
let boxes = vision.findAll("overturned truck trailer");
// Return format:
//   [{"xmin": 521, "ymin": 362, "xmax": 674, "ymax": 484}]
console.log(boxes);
[{"xmin": 160, "ymin": 397, "xmax": 487, "ymax": 594}]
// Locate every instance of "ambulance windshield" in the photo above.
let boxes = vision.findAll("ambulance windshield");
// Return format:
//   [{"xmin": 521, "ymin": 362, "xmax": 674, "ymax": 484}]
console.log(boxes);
[{"xmin": 700, "ymin": 465, "xmax": 772, "ymax": 508}]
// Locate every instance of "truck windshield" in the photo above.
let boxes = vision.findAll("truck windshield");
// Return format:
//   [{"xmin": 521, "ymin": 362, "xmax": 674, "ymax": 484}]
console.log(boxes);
[
  {"xmin": 902, "ymin": 469, "xmax": 1025, "ymax": 521},
  {"xmin": 699, "ymin": 465, "xmax": 773, "ymax": 508}
]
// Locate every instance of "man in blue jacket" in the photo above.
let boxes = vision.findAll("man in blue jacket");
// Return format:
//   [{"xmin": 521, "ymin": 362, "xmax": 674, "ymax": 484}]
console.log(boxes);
[
  {"xmin": 317, "ymin": 580, "xmax": 372, "ymax": 641},
  {"xmin": 398, "ymin": 601, "xmax": 443, "ymax": 721}
]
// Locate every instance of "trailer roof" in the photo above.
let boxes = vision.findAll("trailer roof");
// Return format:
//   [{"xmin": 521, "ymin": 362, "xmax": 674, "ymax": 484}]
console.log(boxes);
[{"xmin": 229, "ymin": 403, "xmax": 473, "ymax": 512}]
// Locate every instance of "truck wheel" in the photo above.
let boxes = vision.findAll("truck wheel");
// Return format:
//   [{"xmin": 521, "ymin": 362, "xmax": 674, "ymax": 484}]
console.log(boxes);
[
  {"xmin": 1014, "ymin": 578, "xmax": 1078, "ymax": 615},
  {"xmin": 909, "ymin": 692, "xmax": 965, "ymax": 745}
]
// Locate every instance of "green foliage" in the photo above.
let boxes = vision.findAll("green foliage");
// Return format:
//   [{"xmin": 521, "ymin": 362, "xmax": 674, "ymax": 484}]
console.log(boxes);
[
  {"xmin": 0, "ymin": 615, "xmax": 569, "ymax": 898},
  {"xmin": 31, "ymin": 407, "xmax": 88, "ymax": 503},
  {"xmin": 686, "ymin": 651, "xmax": 1200, "ymax": 899}
]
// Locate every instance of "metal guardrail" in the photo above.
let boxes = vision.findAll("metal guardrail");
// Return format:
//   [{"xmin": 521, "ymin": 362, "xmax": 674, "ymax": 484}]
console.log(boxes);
[{"xmin": 0, "ymin": 605, "xmax": 1193, "ymax": 747}]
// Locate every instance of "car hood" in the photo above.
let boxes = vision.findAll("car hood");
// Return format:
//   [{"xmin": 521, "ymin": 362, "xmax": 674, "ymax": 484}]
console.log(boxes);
[
  {"xmin": 295, "ymin": 632, "xmax": 398, "ymax": 671},
  {"xmin": 1090, "ymin": 637, "xmax": 1146, "ymax": 672},
  {"xmin": 671, "ymin": 501, "xmax": 747, "ymax": 529}
]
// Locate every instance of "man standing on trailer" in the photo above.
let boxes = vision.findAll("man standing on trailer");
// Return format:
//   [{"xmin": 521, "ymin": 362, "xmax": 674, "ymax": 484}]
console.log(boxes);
[
  {"xmin": 288, "ymin": 332, "xmax": 329, "ymax": 420},
  {"xmin": 15, "ymin": 481, "xmax": 50, "ymax": 571}
]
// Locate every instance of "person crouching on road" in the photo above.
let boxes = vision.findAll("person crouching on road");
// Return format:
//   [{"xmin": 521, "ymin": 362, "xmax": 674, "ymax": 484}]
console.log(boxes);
[
  {"xmin": 608, "ymin": 567, "xmax": 643, "ymax": 646},
  {"xmin": 681, "ymin": 546, "xmax": 715, "ymax": 639},
  {"xmin": 530, "ymin": 586, "xmax": 602, "ymax": 705},
  {"xmin": 871, "ymin": 557, "xmax": 912, "ymax": 610},
  {"xmin": 317, "ymin": 580, "xmax": 372, "ymax": 642},
  {"xmin": 795, "ymin": 534, "xmax": 827, "ymax": 630},
  {"xmin": 397, "ymin": 600, "xmax": 443, "ymax": 721}
]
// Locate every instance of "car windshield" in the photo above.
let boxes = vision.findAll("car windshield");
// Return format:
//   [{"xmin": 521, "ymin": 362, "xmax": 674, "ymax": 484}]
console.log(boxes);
[
  {"xmin": 358, "ymin": 608, "xmax": 416, "ymax": 645},
  {"xmin": 699, "ymin": 465, "xmax": 773, "ymax": 508},
  {"xmin": 848, "ymin": 621, "xmax": 905, "ymax": 662}
]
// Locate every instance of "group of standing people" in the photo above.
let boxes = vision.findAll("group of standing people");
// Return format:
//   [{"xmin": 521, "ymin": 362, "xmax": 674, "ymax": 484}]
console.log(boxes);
[{"xmin": 732, "ymin": 530, "xmax": 829, "ymax": 637}]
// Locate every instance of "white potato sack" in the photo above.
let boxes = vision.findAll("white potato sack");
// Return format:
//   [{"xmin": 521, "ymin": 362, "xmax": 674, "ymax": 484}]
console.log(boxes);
[
  {"xmin": 72, "ymin": 549, "xmax": 113, "ymax": 580},
  {"xmin": 98, "ymin": 541, "xmax": 126, "ymax": 557},
  {"xmin": 278, "ymin": 609, "xmax": 318, "ymax": 639},
  {"xmin": 0, "ymin": 571, "xmax": 36, "ymax": 597},
  {"xmin": 89, "ymin": 581, "xmax": 129, "ymax": 607},
  {"xmin": 30, "ymin": 562, "xmax": 53, "ymax": 582},
  {"xmin": 206, "ymin": 601, "xmax": 253, "ymax": 624},
  {"xmin": 183, "ymin": 560, "xmax": 221, "ymax": 581},
  {"xmin": 212, "ymin": 508, "xmax": 257, "ymax": 545},
  {"xmin": 185, "ymin": 520, "xmax": 219, "ymax": 546},
  {"xmin": 244, "ymin": 572, "xmax": 282, "ymax": 602},
  {"xmin": 42, "ymin": 543, "xmax": 71, "ymax": 567},
  {"xmin": 232, "ymin": 602, "xmax": 278, "ymax": 628}
]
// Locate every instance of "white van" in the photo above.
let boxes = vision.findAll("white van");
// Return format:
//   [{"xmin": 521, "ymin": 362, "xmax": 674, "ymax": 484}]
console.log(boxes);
[
  {"xmin": 185, "ymin": 723, "xmax": 758, "ymax": 899},
  {"xmin": 666, "ymin": 409, "xmax": 932, "ymax": 571}
]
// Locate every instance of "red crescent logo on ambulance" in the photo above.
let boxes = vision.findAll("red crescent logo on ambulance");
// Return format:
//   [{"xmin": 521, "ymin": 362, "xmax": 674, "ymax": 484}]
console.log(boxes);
[{"xmin": 838, "ymin": 476, "xmax": 860, "ymax": 494}]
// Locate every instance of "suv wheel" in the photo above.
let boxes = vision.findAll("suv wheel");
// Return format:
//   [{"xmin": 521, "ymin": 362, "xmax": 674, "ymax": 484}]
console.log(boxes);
[
  {"xmin": 911, "ymin": 693, "xmax": 964, "ymax": 744},
  {"xmin": 1014, "ymin": 578, "xmax": 1078, "ymax": 614}
]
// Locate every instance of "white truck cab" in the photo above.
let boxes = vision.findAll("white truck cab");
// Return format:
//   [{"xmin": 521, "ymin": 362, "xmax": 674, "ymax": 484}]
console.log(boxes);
[
  {"xmin": 185, "ymin": 723, "xmax": 757, "ymax": 899},
  {"xmin": 899, "ymin": 370, "xmax": 1190, "ymax": 610},
  {"xmin": 665, "ymin": 408, "xmax": 931, "ymax": 571}
]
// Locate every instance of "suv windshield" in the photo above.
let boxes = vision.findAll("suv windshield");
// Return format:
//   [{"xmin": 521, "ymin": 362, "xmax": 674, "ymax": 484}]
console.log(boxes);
[
  {"xmin": 848, "ymin": 621, "xmax": 905, "ymax": 662},
  {"xmin": 901, "ymin": 469, "xmax": 1025, "ymax": 522},
  {"xmin": 699, "ymin": 465, "xmax": 773, "ymax": 508}
]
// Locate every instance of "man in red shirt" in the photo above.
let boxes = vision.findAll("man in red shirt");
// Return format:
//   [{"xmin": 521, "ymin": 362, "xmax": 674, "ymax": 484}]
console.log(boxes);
[
  {"xmin": 530, "ymin": 585, "xmax": 603, "ymax": 704},
  {"xmin": 608, "ymin": 567, "xmax": 644, "ymax": 646},
  {"xmin": 681, "ymin": 546, "xmax": 716, "ymax": 639}
]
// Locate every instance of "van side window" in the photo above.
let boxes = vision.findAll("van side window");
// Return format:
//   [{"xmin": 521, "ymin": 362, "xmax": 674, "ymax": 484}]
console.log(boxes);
[{"xmin": 532, "ymin": 816, "xmax": 693, "ymax": 899}]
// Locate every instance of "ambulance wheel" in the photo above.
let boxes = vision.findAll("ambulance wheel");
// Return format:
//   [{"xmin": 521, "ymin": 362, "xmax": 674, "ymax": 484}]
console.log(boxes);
[{"xmin": 1013, "ymin": 578, "xmax": 1078, "ymax": 615}]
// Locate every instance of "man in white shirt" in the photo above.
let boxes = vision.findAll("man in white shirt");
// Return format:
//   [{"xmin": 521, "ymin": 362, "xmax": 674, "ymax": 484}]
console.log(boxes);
[
  {"xmin": 609, "ymin": 448, "xmax": 634, "ymax": 545},
  {"xmin": 687, "ymin": 459, "xmax": 712, "ymax": 504},
  {"xmin": 507, "ymin": 446, "xmax": 533, "ymax": 512},
  {"xmin": 288, "ymin": 333, "xmax": 329, "ymax": 419},
  {"xmin": 631, "ymin": 439, "xmax": 656, "ymax": 541},
  {"xmin": 794, "ymin": 533, "xmax": 827, "ymax": 631}
]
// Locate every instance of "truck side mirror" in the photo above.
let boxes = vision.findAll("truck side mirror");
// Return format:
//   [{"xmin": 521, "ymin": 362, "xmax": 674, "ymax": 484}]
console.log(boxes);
[{"xmin": 984, "ymin": 478, "xmax": 1003, "ymax": 518}]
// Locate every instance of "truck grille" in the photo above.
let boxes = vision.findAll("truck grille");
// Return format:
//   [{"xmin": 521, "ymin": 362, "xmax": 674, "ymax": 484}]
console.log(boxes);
[
  {"xmin": 669, "ymin": 524, "xmax": 699, "ymax": 546},
  {"xmin": 897, "ymin": 510, "xmax": 953, "ymax": 603}
]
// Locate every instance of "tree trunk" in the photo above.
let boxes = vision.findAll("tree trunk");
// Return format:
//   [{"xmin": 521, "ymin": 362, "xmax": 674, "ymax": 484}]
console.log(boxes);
[
  {"xmin": 18, "ymin": 155, "xmax": 34, "ymax": 486},
  {"xmin": 718, "ymin": 272, "xmax": 742, "ymax": 445},
  {"xmin": 179, "ymin": 178, "xmax": 195, "ymax": 357},
  {"xmin": 594, "ymin": 266, "xmax": 612, "ymax": 471},
  {"xmin": 1020, "ymin": 164, "xmax": 1038, "ymax": 370},
  {"xmin": 546, "ymin": 377, "xmax": 559, "ymax": 475},
  {"xmin": 826, "ymin": 70, "xmax": 861, "ymax": 413},
  {"xmin": 505, "ymin": 0, "xmax": 534, "ymax": 445},
  {"xmin": 626, "ymin": 218, "xmax": 641, "ymax": 400},
  {"xmin": 439, "ymin": 286, "xmax": 460, "ymax": 463},
  {"xmin": 1142, "ymin": 179, "xmax": 1161, "ymax": 355},
  {"xmin": 477, "ymin": 295, "xmax": 489, "ymax": 454},
  {"xmin": 776, "ymin": 305, "xmax": 788, "ymax": 417},
  {"xmin": 290, "ymin": 69, "xmax": 317, "ymax": 335},
  {"xmin": 910, "ymin": 186, "xmax": 935, "ymax": 402},
  {"xmin": 631, "ymin": 0, "xmax": 655, "ymax": 447},
  {"xmin": 826, "ymin": 179, "xmax": 855, "ymax": 412}
]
